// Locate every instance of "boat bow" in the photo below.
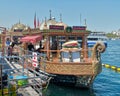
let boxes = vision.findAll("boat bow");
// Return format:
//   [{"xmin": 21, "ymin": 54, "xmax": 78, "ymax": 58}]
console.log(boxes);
[{"xmin": 92, "ymin": 41, "xmax": 106, "ymax": 60}]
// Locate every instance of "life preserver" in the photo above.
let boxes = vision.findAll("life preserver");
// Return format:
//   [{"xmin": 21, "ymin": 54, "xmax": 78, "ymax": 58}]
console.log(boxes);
[{"xmin": 62, "ymin": 41, "xmax": 79, "ymax": 48}]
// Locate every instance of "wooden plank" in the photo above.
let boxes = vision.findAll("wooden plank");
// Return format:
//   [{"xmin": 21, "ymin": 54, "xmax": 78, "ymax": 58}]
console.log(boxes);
[
  {"xmin": 24, "ymin": 86, "xmax": 40, "ymax": 96},
  {"xmin": 17, "ymin": 86, "xmax": 40, "ymax": 96}
]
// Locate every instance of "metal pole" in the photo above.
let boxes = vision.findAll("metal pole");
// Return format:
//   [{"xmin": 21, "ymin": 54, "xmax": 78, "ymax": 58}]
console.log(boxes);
[
  {"xmin": 0, "ymin": 64, "xmax": 3, "ymax": 96},
  {"xmin": 22, "ymin": 57, "xmax": 24, "ymax": 76}
]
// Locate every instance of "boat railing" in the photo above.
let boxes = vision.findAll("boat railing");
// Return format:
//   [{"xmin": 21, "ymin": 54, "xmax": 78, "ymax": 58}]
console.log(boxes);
[
  {"xmin": 40, "ymin": 48, "xmax": 93, "ymax": 63},
  {"xmin": 1, "ymin": 45, "xmax": 96, "ymax": 64}
]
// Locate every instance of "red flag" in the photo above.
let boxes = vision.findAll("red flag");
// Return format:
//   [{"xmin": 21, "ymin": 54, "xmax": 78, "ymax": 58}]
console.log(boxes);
[
  {"xmin": 34, "ymin": 13, "xmax": 36, "ymax": 28},
  {"xmin": 37, "ymin": 18, "xmax": 40, "ymax": 28}
]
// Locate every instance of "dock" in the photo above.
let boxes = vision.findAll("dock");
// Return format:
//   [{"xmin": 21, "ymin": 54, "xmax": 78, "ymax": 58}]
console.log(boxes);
[{"xmin": 0, "ymin": 54, "xmax": 52, "ymax": 96}]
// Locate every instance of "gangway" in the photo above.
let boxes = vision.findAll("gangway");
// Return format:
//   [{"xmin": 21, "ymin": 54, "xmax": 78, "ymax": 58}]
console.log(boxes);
[{"xmin": 0, "ymin": 52, "xmax": 52, "ymax": 96}]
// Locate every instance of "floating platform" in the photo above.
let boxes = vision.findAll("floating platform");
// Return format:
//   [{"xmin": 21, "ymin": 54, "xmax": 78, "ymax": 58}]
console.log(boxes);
[{"xmin": 0, "ymin": 54, "xmax": 52, "ymax": 96}]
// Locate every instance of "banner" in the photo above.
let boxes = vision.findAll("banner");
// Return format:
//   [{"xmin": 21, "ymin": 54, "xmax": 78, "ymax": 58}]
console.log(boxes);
[{"xmin": 73, "ymin": 26, "xmax": 86, "ymax": 30}]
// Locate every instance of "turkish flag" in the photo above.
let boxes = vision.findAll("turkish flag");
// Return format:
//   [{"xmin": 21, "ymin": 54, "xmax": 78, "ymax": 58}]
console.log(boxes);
[{"xmin": 34, "ymin": 13, "xmax": 36, "ymax": 28}]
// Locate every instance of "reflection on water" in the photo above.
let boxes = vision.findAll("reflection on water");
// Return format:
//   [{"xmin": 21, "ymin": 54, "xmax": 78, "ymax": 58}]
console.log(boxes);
[{"xmin": 46, "ymin": 84, "xmax": 96, "ymax": 96}]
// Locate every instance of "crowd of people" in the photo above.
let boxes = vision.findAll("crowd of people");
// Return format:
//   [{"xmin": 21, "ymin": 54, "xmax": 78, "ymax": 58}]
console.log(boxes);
[
  {"xmin": 6, "ymin": 40, "xmax": 42, "ymax": 57},
  {"xmin": 5, "ymin": 38, "xmax": 44, "ymax": 73}
]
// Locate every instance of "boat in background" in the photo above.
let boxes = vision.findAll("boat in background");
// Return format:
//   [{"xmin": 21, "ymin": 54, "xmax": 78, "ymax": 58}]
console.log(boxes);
[{"xmin": 87, "ymin": 32, "xmax": 108, "ymax": 47}]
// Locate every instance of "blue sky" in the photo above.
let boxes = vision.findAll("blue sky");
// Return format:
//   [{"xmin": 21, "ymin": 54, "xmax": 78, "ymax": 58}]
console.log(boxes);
[{"xmin": 0, "ymin": 0, "xmax": 120, "ymax": 32}]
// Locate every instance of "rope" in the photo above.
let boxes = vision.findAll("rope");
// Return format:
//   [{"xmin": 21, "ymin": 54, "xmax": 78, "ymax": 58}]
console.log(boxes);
[{"xmin": 102, "ymin": 63, "xmax": 120, "ymax": 72}]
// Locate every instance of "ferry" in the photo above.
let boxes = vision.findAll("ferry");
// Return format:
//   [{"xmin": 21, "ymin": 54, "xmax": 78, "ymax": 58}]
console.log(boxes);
[
  {"xmin": 87, "ymin": 32, "xmax": 108, "ymax": 47},
  {"xmin": 38, "ymin": 25, "xmax": 106, "ymax": 88}
]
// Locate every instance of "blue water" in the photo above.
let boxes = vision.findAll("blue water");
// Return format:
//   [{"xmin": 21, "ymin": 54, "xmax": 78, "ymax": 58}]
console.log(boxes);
[{"xmin": 46, "ymin": 40, "xmax": 120, "ymax": 96}]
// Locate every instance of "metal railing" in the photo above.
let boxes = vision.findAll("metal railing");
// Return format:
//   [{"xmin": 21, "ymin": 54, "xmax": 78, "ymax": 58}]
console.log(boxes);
[{"xmin": 0, "ymin": 47, "xmax": 52, "ymax": 96}]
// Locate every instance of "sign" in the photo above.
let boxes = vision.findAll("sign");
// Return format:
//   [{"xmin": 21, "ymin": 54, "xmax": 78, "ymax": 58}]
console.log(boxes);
[
  {"xmin": 49, "ymin": 25, "xmax": 64, "ymax": 30},
  {"xmin": 32, "ymin": 52, "xmax": 38, "ymax": 67},
  {"xmin": 66, "ymin": 27, "xmax": 72, "ymax": 33},
  {"xmin": 73, "ymin": 26, "xmax": 86, "ymax": 30}
]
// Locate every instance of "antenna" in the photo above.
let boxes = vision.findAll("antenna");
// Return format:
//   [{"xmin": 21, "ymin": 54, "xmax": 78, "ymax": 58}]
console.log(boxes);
[
  {"xmin": 45, "ymin": 17, "xmax": 47, "ymax": 26},
  {"xmin": 49, "ymin": 10, "xmax": 52, "ymax": 20},
  {"xmin": 43, "ymin": 17, "xmax": 48, "ymax": 29},
  {"xmin": 19, "ymin": 19, "xmax": 20, "ymax": 24},
  {"xmin": 60, "ymin": 13, "xmax": 62, "ymax": 22},
  {"xmin": 80, "ymin": 14, "xmax": 82, "ymax": 25},
  {"xmin": 84, "ymin": 19, "xmax": 87, "ymax": 26}
]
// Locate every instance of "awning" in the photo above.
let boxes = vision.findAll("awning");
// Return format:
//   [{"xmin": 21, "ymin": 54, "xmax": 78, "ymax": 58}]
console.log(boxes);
[{"xmin": 20, "ymin": 35, "xmax": 42, "ymax": 44}]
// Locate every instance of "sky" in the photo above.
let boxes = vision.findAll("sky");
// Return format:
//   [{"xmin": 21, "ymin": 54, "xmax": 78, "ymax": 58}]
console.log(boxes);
[{"xmin": 0, "ymin": 0, "xmax": 120, "ymax": 33}]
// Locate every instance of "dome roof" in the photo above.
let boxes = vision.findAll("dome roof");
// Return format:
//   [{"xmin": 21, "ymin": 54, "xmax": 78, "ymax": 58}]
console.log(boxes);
[
  {"xmin": 55, "ymin": 22, "xmax": 68, "ymax": 29},
  {"xmin": 11, "ymin": 22, "xmax": 28, "ymax": 32},
  {"xmin": 40, "ymin": 18, "xmax": 57, "ymax": 30}
]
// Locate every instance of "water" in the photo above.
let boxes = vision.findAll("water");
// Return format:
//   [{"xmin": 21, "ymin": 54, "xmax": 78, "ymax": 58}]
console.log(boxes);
[{"xmin": 46, "ymin": 40, "xmax": 120, "ymax": 96}]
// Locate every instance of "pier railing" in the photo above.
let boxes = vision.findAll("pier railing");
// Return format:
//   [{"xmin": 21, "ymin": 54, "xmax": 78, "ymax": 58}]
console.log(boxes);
[{"xmin": 0, "ymin": 47, "xmax": 52, "ymax": 96}]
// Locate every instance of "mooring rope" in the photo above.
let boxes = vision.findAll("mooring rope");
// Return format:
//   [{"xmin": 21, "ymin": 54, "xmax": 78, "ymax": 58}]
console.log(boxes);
[{"xmin": 102, "ymin": 63, "xmax": 120, "ymax": 72}]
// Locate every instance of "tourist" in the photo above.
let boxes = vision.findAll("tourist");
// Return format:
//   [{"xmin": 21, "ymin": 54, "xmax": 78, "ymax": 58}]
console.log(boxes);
[
  {"xmin": 7, "ymin": 45, "xmax": 13, "ymax": 61},
  {"xmin": 12, "ymin": 45, "xmax": 19, "ymax": 62},
  {"xmin": 27, "ymin": 43, "xmax": 35, "ymax": 51},
  {"xmin": 8, "ymin": 45, "xmax": 13, "ymax": 56}
]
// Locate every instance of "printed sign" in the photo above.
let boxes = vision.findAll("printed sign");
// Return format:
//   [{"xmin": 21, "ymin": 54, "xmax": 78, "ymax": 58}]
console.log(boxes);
[
  {"xmin": 32, "ymin": 52, "xmax": 38, "ymax": 67},
  {"xmin": 49, "ymin": 25, "xmax": 64, "ymax": 30},
  {"xmin": 73, "ymin": 26, "xmax": 86, "ymax": 30}
]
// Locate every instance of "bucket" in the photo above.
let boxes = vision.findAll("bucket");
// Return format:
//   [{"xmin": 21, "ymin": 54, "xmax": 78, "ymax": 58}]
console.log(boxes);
[
  {"xmin": 9, "ymin": 75, "xmax": 14, "ymax": 79},
  {"xmin": 16, "ymin": 75, "xmax": 28, "ymax": 86}
]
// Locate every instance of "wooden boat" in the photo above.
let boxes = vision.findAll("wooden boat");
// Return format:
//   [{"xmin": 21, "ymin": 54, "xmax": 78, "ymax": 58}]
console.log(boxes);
[{"xmin": 39, "ymin": 25, "xmax": 106, "ymax": 88}]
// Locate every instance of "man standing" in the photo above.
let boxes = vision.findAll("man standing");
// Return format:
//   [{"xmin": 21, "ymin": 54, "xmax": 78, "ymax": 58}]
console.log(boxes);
[{"xmin": 27, "ymin": 43, "xmax": 34, "ymax": 51}]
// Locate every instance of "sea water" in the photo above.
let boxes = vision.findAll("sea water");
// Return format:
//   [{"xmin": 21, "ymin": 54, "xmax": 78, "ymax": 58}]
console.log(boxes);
[{"xmin": 46, "ymin": 40, "xmax": 120, "ymax": 96}]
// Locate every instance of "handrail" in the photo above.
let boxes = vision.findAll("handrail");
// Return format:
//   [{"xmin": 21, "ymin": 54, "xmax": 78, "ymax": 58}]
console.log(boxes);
[{"xmin": 40, "ymin": 48, "xmax": 91, "ymax": 52}]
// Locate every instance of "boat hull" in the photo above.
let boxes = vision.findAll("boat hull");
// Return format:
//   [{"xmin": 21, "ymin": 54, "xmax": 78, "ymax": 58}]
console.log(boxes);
[
  {"xmin": 40, "ymin": 60, "xmax": 102, "ymax": 88},
  {"xmin": 50, "ymin": 74, "xmax": 95, "ymax": 88}
]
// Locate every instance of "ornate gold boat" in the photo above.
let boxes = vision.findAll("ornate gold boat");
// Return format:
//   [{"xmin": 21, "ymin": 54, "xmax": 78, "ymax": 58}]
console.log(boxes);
[{"xmin": 39, "ymin": 26, "xmax": 106, "ymax": 88}]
